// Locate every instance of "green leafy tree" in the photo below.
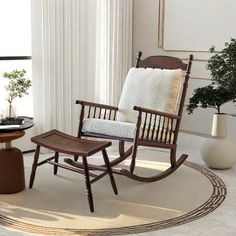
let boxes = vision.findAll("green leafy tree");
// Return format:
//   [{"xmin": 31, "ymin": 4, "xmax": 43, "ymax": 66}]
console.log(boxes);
[
  {"xmin": 187, "ymin": 38, "xmax": 236, "ymax": 114},
  {"xmin": 3, "ymin": 69, "xmax": 32, "ymax": 118},
  {"xmin": 187, "ymin": 85, "xmax": 233, "ymax": 114},
  {"xmin": 208, "ymin": 38, "xmax": 236, "ymax": 95}
]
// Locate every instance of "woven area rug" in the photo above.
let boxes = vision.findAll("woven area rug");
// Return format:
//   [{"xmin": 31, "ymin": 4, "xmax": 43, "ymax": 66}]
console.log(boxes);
[{"xmin": 0, "ymin": 149, "xmax": 226, "ymax": 235}]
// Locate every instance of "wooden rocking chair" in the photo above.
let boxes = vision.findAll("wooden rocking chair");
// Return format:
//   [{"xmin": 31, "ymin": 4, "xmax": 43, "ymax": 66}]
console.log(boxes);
[{"xmin": 71, "ymin": 52, "xmax": 193, "ymax": 182}]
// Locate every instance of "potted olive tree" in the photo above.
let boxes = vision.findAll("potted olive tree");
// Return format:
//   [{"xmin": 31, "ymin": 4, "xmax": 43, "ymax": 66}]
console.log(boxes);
[
  {"xmin": 187, "ymin": 38, "xmax": 236, "ymax": 136},
  {"xmin": 187, "ymin": 84, "xmax": 233, "ymax": 137},
  {"xmin": 3, "ymin": 69, "xmax": 32, "ymax": 119},
  {"xmin": 187, "ymin": 38, "xmax": 236, "ymax": 169}
]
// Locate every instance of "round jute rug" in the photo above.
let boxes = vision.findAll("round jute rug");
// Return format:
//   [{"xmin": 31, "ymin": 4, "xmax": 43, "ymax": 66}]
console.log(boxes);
[{"xmin": 0, "ymin": 150, "xmax": 226, "ymax": 235}]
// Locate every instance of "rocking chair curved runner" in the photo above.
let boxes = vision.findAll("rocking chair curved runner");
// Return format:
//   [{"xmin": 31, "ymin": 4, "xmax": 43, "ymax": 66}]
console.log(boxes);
[{"xmin": 74, "ymin": 52, "xmax": 193, "ymax": 182}]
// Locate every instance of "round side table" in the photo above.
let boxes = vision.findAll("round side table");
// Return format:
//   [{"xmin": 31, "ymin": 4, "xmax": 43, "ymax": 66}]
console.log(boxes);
[{"xmin": 0, "ymin": 119, "xmax": 34, "ymax": 193}]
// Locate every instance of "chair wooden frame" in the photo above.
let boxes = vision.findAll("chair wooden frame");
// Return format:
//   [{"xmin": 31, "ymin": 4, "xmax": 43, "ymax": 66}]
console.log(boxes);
[{"xmin": 76, "ymin": 52, "xmax": 194, "ymax": 182}]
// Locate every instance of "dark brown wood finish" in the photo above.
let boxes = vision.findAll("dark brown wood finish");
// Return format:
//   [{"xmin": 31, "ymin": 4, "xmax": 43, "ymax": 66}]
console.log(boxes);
[
  {"xmin": 29, "ymin": 129, "xmax": 118, "ymax": 213},
  {"xmin": 0, "ymin": 148, "xmax": 26, "ymax": 193},
  {"xmin": 0, "ymin": 128, "xmax": 34, "ymax": 193},
  {"xmin": 76, "ymin": 100, "xmax": 118, "ymax": 131},
  {"xmin": 77, "ymin": 52, "xmax": 194, "ymax": 182},
  {"xmin": 53, "ymin": 152, "xmax": 59, "ymax": 175},
  {"xmin": 31, "ymin": 129, "xmax": 111, "ymax": 156},
  {"xmin": 0, "ymin": 131, "xmax": 25, "ymax": 143},
  {"xmin": 139, "ymin": 55, "xmax": 187, "ymax": 70},
  {"xmin": 82, "ymin": 156, "xmax": 94, "ymax": 212},
  {"xmin": 102, "ymin": 149, "xmax": 118, "ymax": 195},
  {"xmin": 29, "ymin": 145, "xmax": 40, "ymax": 188}
]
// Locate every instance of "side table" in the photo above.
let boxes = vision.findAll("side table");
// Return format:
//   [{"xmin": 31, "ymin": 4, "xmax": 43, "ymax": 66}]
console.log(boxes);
[{"xmin": 0, "ymin": 119, "xmax": 34, "ymax": 193}]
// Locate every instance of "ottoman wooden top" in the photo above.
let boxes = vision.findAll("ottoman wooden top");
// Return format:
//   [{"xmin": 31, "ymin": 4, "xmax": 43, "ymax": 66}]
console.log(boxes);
[{"xmin": 31, "ymin": 129, "xmax": 111, "ymax": 156}]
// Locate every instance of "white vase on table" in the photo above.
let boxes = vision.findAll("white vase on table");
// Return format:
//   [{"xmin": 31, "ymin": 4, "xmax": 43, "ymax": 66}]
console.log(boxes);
[{"xmin": 201, "ymin": 113, "xmax": 236, "ymax": 169}]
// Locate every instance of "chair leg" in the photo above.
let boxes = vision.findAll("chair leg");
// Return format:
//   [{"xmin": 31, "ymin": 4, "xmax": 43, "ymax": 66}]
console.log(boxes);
[
  {"xmin": 119, "ymin": 141, "xmax": 125, "ymax": 157},
  {"xmin": 29, "ymin": 145, "xmax": 41, "ymax": 188},
  {"xmin": 54, "ymin": 152, "xmax": 59, "ymax": 175},
  {"xmin": 102, "ymin": 149, "xmax": 118, "ymax": 195},
  {"xmin": 130, "ymin": 145, "xmax": 138, "ymax": 173},
  {"xmin": 74, "ymin": 155, "xmax": 79, "ymax": 161},
  {"xmin": 82, "ymin": 156, "xmax": 94, "ymax": 213},
  {"xmin": 170, "ymin": 149, "xmax": 177, "ymax": 168}
]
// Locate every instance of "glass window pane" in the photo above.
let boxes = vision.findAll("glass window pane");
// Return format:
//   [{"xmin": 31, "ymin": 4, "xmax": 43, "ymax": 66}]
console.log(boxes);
[
  {"xmin": 0, "ymin": 0, "xmax": 31, "ymax": 56},
  {"xmin": 0, "ymin": 0, "xmax": 32, "ymax": 118}
]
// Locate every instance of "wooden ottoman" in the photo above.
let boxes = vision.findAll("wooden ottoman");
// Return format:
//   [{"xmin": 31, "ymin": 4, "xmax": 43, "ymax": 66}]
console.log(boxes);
[{"xmin": 29, "ymin": 129, "xmax": 118, "ymax": 212}]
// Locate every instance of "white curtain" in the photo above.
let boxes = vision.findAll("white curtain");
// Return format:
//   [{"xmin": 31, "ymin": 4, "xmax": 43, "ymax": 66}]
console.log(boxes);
[
  {"xmin": 32, "ymin": 0, "xmax": 133, "ymax": 135},
  {"xmin": 95, "ymin": 0, "xmax": 133, "ymax": 106}
]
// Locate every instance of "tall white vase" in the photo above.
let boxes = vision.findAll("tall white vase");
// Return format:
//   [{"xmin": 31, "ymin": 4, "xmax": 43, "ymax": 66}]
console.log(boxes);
[
  {"xmin": 211, "ymin": 113, "xmax": 227, "ymax": 137},
  {"xmin": 201, "ymin": 113, "xmax": 236, "ymax": 169}
]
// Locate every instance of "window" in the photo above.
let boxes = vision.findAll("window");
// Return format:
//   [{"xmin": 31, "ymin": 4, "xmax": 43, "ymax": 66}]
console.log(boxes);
[{"xmin": 0, "ymin": 0, "xmax": 32, "ymax": 117}]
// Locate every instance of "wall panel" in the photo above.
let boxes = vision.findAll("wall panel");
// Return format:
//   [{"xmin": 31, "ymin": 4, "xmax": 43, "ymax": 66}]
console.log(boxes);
[{"xmin": 133, "ymin": 0, "xmax": 236, "ymax": 138}]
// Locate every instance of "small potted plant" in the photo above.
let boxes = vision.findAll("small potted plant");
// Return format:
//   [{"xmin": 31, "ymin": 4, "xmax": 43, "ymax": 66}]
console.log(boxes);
[
  {"xmin": 186, "ymin": 38, "xmax": 236, "ymax": 169},
  {"xmin": 3, "ymin": 69, "xmax": 32, "ymax": 120}
]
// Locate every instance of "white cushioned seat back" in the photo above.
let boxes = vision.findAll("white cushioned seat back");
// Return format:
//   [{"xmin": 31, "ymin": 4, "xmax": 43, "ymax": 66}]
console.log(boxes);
[{"xmin": 117, "ymin": 67, "xmax": 183, "ymax": 123}]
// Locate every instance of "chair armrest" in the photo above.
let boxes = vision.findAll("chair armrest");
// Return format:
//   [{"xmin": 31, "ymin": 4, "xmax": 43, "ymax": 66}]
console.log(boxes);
[
  {"xmin": 133, "ymin": 106, "xmax": 179, "ymax": 144},
  {"xmin": 76, "ymin": 100, "xmax": 118, "ymax": 137},
  {"xmin": 133, "ymin": 106, "xmax": 180, "ymax": 120},
  {"xmin": 76, "ymin": 99, "xmax": 118, "ymax": 132},
  {"xmin": 76, "ymin": 100, "xmax": 118, "ymax": 111}
]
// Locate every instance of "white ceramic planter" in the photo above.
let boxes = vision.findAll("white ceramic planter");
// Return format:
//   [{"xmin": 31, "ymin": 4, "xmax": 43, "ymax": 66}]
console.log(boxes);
[
  {"xmin": 211, "ymin": 113, "xmax": 227, "ymax": 137},
  {"xmin": 201, "ymin": 113, "xmax": 236, "ymax": 169},
  {"xmin": 201, "ymin": 137, "xmax": 236, "ymax": 169}
]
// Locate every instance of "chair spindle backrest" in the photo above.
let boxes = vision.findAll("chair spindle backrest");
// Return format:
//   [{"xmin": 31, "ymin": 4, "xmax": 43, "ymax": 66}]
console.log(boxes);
[{"xmin": 135, "ymin": 52, "xmax": 193, "ymax": 144}]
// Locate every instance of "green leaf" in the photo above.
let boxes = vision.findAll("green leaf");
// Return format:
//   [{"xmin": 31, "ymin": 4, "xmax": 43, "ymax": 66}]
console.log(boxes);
[
  {"xmin": 187, "ymin": 38, "xmax": 236, "ymax": 114},
  {"xmin": 2, "ymin": 69, "xmax": 32, "ymax": 102}
]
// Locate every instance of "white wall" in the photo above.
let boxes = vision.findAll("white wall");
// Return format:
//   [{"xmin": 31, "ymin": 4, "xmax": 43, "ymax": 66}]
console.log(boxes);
[{"xmin": 133, "ymin": 0, "xmax": 236, "ymax": 140}]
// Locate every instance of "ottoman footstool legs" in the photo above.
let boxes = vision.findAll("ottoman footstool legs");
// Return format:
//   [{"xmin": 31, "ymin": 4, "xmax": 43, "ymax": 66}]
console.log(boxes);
[
  {"xmin": 29, "ymin": 129, "xmax": 118, "ymax": 213},
  {"xmin": 102, "ymin": 149, "xmax": 118, "ymax": 195}
]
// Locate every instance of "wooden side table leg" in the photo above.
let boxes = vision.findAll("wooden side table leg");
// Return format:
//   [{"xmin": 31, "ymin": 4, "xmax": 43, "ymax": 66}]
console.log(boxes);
[
  {"xmin": 54, "ymin": 152, "xmax": 59, "ymax": 175},
  {"xmin": 29, "ymin": 145, "xmax": 41, "ymax": 188},
  {"xmin": 82, "ymin": 156, "xmax": 94, "ymax": 212},
  {"xmin": 102, "ymin": 149, "xmax": 118, "ymax": 195},
  {"xmin": 74, "ymin": 155, "xmax": 79, "ymax": 161}
]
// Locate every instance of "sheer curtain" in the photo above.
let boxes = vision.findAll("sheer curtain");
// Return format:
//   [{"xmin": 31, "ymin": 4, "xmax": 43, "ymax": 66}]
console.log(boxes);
[
  {"xmin": 32, "ymin": 0, "xmax": 133, "ymax": 135},
  {"xmin": 95, "ymin": 0, "xmax": 133, "ymax": 106}
]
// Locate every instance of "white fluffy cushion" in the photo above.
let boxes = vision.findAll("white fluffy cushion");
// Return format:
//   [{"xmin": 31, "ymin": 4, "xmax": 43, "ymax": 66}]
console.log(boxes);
[
  {"xmin": 82, "ymin": 119, "xmax": 136, "ymax": 139},
  {"xmin": 117, "ymin": 67, "xmax": 183, "ymax": 123},
  {"xmin": 82, "ymin": 118, "xmax": 174, "ymax": 143}
]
